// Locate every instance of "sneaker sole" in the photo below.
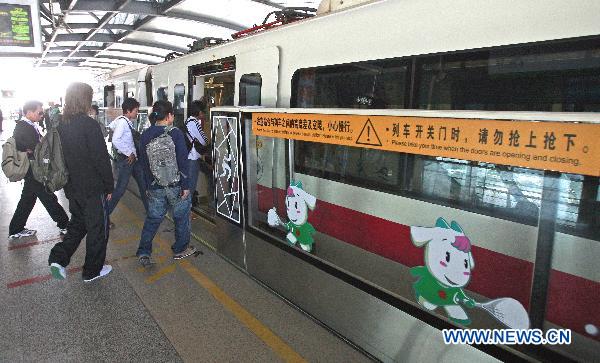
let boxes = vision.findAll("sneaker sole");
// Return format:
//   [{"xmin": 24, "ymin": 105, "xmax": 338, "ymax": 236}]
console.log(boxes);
[
  {"xmin": 83, "ymin": 274, "xmax": 108, "ymax": 282},
  {"xmin": 173, "ymin": 250, "xmax": 197, "ymax": 260},
  {"xmin": 50, "ymin": 265, "xmax": 66, "ymax": 280},
  {"xmin": 83, "ymin": 269, "xmax": 112, "ymax": 282}
]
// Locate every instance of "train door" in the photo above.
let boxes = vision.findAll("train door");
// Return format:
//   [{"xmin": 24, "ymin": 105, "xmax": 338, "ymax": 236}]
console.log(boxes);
[
  {"xmin": 189, "ymin": 59, "xmax": 235, "ymax": 218},
  {"xmin": 208, "ymin": 48, "xmax": 280, "ymax": 266}
]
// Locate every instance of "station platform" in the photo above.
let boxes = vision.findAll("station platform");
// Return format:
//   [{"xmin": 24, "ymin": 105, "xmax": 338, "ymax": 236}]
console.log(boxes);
[{"xmin": 0, "ymin": 128, "xmax": 370, "ymax": 362}]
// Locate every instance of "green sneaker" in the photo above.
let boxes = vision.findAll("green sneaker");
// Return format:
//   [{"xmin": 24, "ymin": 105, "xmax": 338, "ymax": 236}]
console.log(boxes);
[{"xmin": 50, "ymin": 263, "xmax": 66, "ymax": 280}]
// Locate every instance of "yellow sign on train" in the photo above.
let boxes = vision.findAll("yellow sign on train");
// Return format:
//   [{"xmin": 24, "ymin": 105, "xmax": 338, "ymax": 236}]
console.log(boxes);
[{"xmin": 252, "ymin": 112, "xmax": 600, "ymax": 177}]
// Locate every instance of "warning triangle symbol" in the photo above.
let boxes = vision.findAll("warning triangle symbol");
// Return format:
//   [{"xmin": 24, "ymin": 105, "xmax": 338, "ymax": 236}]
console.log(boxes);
[{"xmin": 355, "ymin": 118, "xmax": 382, "ymax": 146}]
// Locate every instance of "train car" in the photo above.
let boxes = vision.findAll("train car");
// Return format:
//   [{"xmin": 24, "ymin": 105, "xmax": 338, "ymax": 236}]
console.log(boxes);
[
  {"xmin": 104, "ymin": 0, "xmax": 600, "ymax": 361},
  {"xmin": 99, "ymin": 65, "xmax": 153, "ymax": 133}
]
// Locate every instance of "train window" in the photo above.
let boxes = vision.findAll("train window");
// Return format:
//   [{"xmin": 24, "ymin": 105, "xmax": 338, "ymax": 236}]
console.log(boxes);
[
  {"xmin": 295, "ymin": 141, "xmax": 401, "ymax": 190},
  {"xmin": 103, "ymin": 85, "xmax": 115, "ymax": 108},
  {"xmin": 544, "ymin": 173, "xmax": 599, "ymax": 361},
  {"xmin": 156, "ymin": 87, "xmax": 168, "ymax": 102},
  {"xmin": 204, "ymin": 74, "xmax": 235, "ymax": 107},
  {"xmin": 416, "ymin": 42, "xmax": 600, "ymax": 112},
  {"xmin": 292, "ymin": 59, "xmax": 409, "ymax": 108},
  {"xmin": 239, "ymin": 73, "xmax": 261, "ymax": 106},
  {"xmin": 173, "ymin": 83, "xmax": 185, "ymax": 128}
]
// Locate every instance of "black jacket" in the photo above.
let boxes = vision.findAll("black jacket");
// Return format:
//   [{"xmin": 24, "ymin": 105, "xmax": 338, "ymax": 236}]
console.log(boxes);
[
  {"xmin": 13, "ymin": 120, "xmax": 40, "ymax": 158},
  {"xmin": 57, "ymin": 114, "xmax": 114, "ymax": 196}
]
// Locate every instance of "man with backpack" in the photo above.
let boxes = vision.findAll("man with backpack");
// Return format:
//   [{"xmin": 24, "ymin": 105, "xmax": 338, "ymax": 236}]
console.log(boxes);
[
  {"xmin": 107, "ymin": 97, "xmax": 148, "ymax": 226},
  {"xmin": 8, "ymin": 100, "xmax": 69, "ymax": 239},
  {"xmin": 136, "ymin": 100, "xmax": 196, "ymax": 266}
]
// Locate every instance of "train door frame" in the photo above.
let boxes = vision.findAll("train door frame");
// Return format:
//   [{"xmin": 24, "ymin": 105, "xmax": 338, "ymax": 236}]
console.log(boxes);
[{"xmin": 188, "ymin": 58, "xmax": 236, "ymax": 220}]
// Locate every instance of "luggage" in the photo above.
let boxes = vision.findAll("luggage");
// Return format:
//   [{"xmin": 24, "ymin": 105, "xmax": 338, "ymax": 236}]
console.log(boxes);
[{"xmin": 1, "ymin": 136, "xmax": 30, "ymax": 182}]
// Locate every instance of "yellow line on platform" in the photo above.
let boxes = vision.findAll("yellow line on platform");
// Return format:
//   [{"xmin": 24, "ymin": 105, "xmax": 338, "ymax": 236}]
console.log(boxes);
[
  {"xmin": 120, "ymin": 203, "xmax": 306, "ymax": 362},
  {"xmin": 111, "ymin": 235, "xmax": 137, "ymax": 245},
  {"xmin": 179, "ymin": 260, "xmax": 307, "ymax": 363},
  {"xmin": 146, "ymin": 263, "xmax": 177, "ymax": 283}
]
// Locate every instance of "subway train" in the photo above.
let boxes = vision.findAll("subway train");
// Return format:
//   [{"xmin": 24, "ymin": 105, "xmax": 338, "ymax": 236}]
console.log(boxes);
[{"xmin": 98, "ymin": 1, "xmax": 600, "ymax": 361}]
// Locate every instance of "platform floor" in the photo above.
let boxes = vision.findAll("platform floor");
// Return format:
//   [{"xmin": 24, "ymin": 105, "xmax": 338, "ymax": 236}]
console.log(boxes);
[{"xmin": 0, "ymin": 125, "xmax": 370, "ymax": 362}]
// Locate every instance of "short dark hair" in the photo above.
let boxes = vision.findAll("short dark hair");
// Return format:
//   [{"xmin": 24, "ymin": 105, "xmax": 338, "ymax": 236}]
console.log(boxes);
[
  {"xmin": 189, "ymin": 99, "xmax": 207, "ymax": 118},
  {"xmin": 122, "ymin": 97, "xmax": 140, "ymax": 113},
  {"xmin": 23, "ymin": 100, "xmax": 43, "ymax": 114},
  {"xmin": 149, "ymin": 100, "xmax": 173, "ymax": 125},
  {"xmin": 91, "ymin": 104, "xmax": 99, "ymax": 113}
]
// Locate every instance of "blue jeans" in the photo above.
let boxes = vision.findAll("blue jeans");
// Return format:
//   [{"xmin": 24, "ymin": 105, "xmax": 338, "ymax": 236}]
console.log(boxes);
[
  {"xmin": 108, "ymin": 158, "xmax": 148, "ymax": 214},
  {"xmin": 188, "ymin": 159, "xmax": 200, "ymax": 195},
  {"xmin": 136, "ymin": 186, "xmax": 191, "ymax": 257}
]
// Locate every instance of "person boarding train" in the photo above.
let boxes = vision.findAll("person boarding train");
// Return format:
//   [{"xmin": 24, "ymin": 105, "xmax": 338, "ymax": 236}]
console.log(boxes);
[
  {"xmin": 136, "ymin": 100, "xmax": 197, "ymax": 266},
  {"xmin": 107, "ymin": 97, "xmax": 148, "ymax": 225}
]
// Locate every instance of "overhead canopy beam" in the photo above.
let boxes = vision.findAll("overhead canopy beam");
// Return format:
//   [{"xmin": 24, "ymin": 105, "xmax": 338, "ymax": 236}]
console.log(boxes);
[
  {"xmin": 48, "ymin": 45, "xmax": 105, "ymax": 51},
  {"xmin": 94, "ymin": 55, "xmax": 156, "ymax": 64},
  {"xmin": 37, "ymin": 0, "xmax": 80, "ymax": 66},
  {"xmin": 120, "ymin": 39, "xmax": 188, "ymax": 53},
  {"xmin": 58, "ymin": 0, "xmax": 134, "ymax": 66},
  {"xmin": 40, "ymin": 63, "xmax": 115, "ymax": 70},
  {"xmin": 69, "ymin": 0, "xmax": 245, "ymax": 31},
  {"xmin": 99, "ymin": 48, "xmax": 165, "ymax": 59},
  {"xmin": 130, "ymin": 28, "xmax": 202, "ymax": 41},
  {"xmin": 42, "ymin": 23, "xmax": 133, "ymax": 30},
  {"xmin": 55, "ymin": 33, "xmax": 116, "ymax": 43},
  {"xmin": 53, "ymin": 33, "xmax": 186, "ymax": 53}
]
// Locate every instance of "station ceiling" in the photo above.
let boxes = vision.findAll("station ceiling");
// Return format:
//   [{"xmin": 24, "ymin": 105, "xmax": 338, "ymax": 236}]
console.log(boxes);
[{"xmin": 37, "ymin": 0, "xmax": 320, "ymax": 74}]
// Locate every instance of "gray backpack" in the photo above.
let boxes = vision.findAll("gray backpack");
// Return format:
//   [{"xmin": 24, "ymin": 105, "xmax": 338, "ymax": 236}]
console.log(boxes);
[
  {"xmin": 1, "ymin": 136, "xmax": 30, "ymax": 182},
  {"xmin": 146, "ymin": 126, "xmax": 181, "ymax": 187},
  {"xmin": 31, "ymin": 124, "xmax": 69, "ymax": 192}
]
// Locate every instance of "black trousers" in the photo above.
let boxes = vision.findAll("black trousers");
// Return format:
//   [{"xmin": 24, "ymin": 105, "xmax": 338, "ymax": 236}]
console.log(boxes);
[
  {"xmin": 48, "ymin": 193, "xmax": 109, "ymax": 279},
  {"xmin": 9, "ymin": 176, "xmax": 69, "ymax": 235}
]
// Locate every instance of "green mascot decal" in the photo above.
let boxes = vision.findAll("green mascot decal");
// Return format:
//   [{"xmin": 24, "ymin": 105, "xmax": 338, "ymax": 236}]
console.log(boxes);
[
  {"xmin": 267, "ymin": 180, "xmax": 317, "ymax": 252},
  {"xmin": 410, "ymin": 217, "xmax": 530, "ymax": 329}
]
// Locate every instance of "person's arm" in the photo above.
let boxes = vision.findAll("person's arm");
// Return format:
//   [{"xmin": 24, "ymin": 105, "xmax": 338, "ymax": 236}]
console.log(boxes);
[
  {"xmin": 173, "ymin": 129, "xmax": 190, "ymax": 195},
  {"xmin": 87, "ymin": 119, "xmax": 114, "ymax": 194},
  {"xmin": 138, "ymin": 131, "xmax": 152, "ymax": 191},
  {"xmin": 188, "ymin": 118, "xmax": 209, "ymax": 146}
]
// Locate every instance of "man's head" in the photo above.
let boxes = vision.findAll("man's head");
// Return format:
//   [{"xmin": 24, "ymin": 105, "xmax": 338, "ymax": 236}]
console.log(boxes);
[
  {"xmin": 122, "ymin": 98, "xmax": 140, "ymax": 120},
  {"xmin": 22, "ymin": 100, "xmax": 44, "ymax": 123},
  {"xmin": 189, "ymin": 99, "xmax": 207, "ymax": 118}
]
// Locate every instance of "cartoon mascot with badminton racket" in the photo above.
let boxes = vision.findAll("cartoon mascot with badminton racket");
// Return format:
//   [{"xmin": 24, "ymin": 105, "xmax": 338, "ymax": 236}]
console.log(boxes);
[
  {"xmin": 267, "ymin": 180, "xmax": 317, "ymax": 253},
  {"xmin": 410, "ymin": 217, "xmax": 530, "ymax": 329}
]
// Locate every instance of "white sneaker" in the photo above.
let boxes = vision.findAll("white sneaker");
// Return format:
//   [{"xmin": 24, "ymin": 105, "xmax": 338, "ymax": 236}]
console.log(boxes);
[
  {"xmin": 83, "ymin": 265, "xmax": 112, "ymax": 282},
  {"xmin": 50, "ymin": 263, "xmax": 67, "ymax": 280},
  {"xmin": 9, "ymin": 228, "xmax": 37, "ymax": 239}
]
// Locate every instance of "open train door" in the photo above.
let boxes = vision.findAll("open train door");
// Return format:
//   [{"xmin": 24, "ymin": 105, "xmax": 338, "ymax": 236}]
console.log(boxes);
[{"xmin": 210, "ymin": 47, "xmax": 279, "ymax": 267}]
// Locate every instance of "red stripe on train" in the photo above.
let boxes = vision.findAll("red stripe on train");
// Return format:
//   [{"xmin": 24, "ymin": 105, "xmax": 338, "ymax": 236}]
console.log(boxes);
[
  {"xmin": 547, "ymin": 270, "xmax": 600, "ymax": 339},
  {"xmin": 257, "ymin": 185, "xmax": 599, "ymax": 340}
]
